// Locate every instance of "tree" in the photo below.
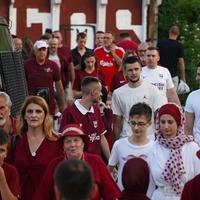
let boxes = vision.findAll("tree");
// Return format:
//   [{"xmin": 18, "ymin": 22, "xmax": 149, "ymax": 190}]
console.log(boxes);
[{"xmin": 158, "ymin": 0, "xmax": 200, "ymax": 96}]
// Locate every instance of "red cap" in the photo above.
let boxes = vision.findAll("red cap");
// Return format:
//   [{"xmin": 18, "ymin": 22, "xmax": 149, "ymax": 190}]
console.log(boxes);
[
  {"xmin": 158, "ymin": 103, "xmax": 181, "ymax": 126},
  {"xmin": 61, "ymin": 124, "xmax": 88, "ymax": 146}
]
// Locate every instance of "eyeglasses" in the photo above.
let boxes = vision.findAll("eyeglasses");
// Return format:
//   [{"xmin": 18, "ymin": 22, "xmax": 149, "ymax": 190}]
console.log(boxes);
[{"xmin": 128, "ymin": 120, "xmax": 150, "ymax": 128}]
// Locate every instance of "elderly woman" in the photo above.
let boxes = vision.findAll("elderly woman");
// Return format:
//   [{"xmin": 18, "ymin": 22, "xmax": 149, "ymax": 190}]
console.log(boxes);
[
  {"xmin": 148, "ymin": 103, "xmax": 200, "ymax": 200},
  {"xmin": 7, "ymin": 96, "xmax": 62, "ymax": 200},
  {"xmin": 33, "ymin": 123, "xmax": 120, "ymax": 200},
  {"xmin": 119, "ymin": 157, "xmax": 150, "ymax": 200}
]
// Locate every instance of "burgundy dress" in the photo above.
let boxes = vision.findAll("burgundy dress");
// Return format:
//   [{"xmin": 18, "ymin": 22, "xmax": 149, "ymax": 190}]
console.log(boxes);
[{"xmin": 7, "ymin": 133, "xmax": 63, "ymax": 200}]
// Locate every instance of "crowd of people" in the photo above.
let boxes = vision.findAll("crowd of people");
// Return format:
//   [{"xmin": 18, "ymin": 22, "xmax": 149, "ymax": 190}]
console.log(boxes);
[{"xmin": 0, "ymin": 25, "xmax": 200, "ymax": 200}]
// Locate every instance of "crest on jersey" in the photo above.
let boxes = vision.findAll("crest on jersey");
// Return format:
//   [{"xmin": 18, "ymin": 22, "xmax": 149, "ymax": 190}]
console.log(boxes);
[{"xmin": 93, "ymin": 121, "xmax": 98, "ymax": 128}]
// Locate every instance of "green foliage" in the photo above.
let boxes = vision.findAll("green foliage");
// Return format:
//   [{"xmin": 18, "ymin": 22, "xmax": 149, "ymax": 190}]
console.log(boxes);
[{"xmin": 158, "ymin": 0, "xmax": 200, "ymax": 93}]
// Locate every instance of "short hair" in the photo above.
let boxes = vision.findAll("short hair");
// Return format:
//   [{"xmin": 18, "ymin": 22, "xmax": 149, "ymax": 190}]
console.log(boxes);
[
  {"xmin": 129, "ymin": 102, "xmax": 152, "ymax": 121},
  {"xmin": 0, "ymin": 129, "xmax": 9, "ymax": 145},
  {"xmin": 104, "ymin": 31, "xmax": 114, "ymax": 40},
  {"xmin": 76, "ymin": 32, "xmax": 87, "ymax": 41},
  {"xmin": 169, "ymin": 25, "xmax": 180, "ymax": 36},
  {"xmin": 0, "ymin": 92, "xmax": 12, "ymax": 107},
  {"xmin": 54, "ymin": 159, "xmax": 93, "ymax": 200},
  {"xmin": 45, "ymin": 28, "xmax": 52, "ymax": 34},
  {"xmin": 40, "ymin": 34, "xmax": 51, "ymax": 40},
  {"xmin": 96, "ymin": 31, "xmax": 104, "ymax": 34},
  {"xmin": 81, "ymin": 76, "xmax": 100, "ymax": 95},
  {"xmin": 12, "ymin": 34, "xmax": 17, "ymax": 39},
  {"xmin": 138, "ymin": 42, "xmax": 151, "ymax": 51},
  {"xmin": 52, "ymin": 30, "xmax": 61, "ymax": 34},
  {"xmin": 120, "ymin": 32, "xmax": 130, "ymax": 38},
  {"xmin": 147, "ymin": 46, "xmax": 160, "ymax": 55},
  {"xmin": 52, "ymin": 31, "xmax": 62, "ymax": 39},
  {"xmin": 123, "ymin": 56, "xmax": 141, "ymax": 69}
]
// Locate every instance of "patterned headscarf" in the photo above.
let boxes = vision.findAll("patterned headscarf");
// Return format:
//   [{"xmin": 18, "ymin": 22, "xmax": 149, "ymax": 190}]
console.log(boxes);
[{"xmin": 155, "ymin": 103, "xmax": 193, "ymax": 195}]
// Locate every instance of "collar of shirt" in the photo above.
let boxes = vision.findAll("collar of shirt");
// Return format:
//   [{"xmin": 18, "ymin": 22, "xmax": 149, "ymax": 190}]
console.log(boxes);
[
  {"xmin": 103, "ymin": 46, "xmax": 111, "ymax": 53},
  {"xmin": 74, "ymin": 99, "xmax": 94, "ymax": 115}
]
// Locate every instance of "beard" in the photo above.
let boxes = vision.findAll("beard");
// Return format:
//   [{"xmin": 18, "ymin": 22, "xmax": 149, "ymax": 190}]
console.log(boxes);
[{"xmin": 129, "ymin": 77, "xmax": 140, "ymax": 84}]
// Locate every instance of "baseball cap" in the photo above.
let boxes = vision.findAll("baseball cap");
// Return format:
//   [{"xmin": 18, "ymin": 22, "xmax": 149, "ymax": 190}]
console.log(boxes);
[{"xmin": 33, "ymin": 40, "xmax": 49, "ymax": 49}]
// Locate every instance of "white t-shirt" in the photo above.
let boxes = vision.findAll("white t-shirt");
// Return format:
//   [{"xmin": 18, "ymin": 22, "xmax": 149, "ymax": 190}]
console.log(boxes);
[
  {"xmin": 185, "ymin": 89, "xmax": 200, "ymax": 145},
  {"xmin": 148, "ymin": 141, "xmax": 200, "ymax": 200},
  {"xmin": 141, "ymin": 66, "xmax": 174, "ymax": 102},
  {"xmin": 112, "ymin": 82, "xmax": 166, "ymax": 139},
  {"xmin": 49, "ymin": 54, "xmax": 61, "ymax": 69},
  {"xmin": 109, "ymin": 137, "xmax": 155, "ymax": 190}
]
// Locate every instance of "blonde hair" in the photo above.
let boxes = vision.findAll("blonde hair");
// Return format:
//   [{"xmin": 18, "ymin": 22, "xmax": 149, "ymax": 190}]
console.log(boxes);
[{"xmin": 19, "ymin": 96, "xmax": 56, "ymax": 141}]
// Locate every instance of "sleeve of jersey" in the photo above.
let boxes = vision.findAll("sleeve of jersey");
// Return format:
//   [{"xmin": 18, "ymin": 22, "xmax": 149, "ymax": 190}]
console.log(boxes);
[
  {"xmin": 108, "ymin": 141, "xmax": 119, "ymax": 166},
  {"xmin": 166, "ymin": 68, "xmax": 174, "ymax": 89},
  {"xmin": 6, "ymin": 165, "xmax": 21, "ymax": 198},
  {"xmin": 116, "ymin": 48, "xmax": 125, "ymax": 58},
  {"xmin": 190, "ymin": 142, "xmax": 200, "ymax": 176},
  {"xmin": 73, "ymin": 72, "xmax": 81, "ymax": 90},
  {"xmin": 68, "ymin": 49, "xmax": 73, "ymax": 63},
  {"xmin": 59, "ymin": 108, "xmax": 74, "ymax": 131},
  {"xmin": 111, "ymin": 91, "xmax": 122, "ymax": 116},
  {"xmin": 153, "ymin": 86, "xmax": 167, "ymax": 110},
  {"xmin": 184, "ymin": 93, "xmax": 194, "ymax": 113},
  {"xmin": 96, "ymin": 156, "xmax": 121, "ymax": 200},
  {"xmin": 52, "ymin": 61, "xmax": 61, "ymax": 82}
]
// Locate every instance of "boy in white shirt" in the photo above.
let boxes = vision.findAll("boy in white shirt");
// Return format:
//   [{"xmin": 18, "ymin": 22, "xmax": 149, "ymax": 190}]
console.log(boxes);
[{"xmin": 108, "ymin": 102, "xmax": 155, "ymax": 192}]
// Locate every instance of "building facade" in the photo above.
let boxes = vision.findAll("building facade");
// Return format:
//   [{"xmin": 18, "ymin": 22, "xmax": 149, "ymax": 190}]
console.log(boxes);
[{"xmin": 0, "ymin": 0, "xmax": 162, "ymax": 48}]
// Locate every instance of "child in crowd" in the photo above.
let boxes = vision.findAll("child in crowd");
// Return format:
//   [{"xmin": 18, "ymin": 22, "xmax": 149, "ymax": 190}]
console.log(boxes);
[
  {"xmin": 0, "ymin": 129, "xmax": 20, "ymax": 200},
  {"xmin": 108, "ymin": 102, "xmax": 155, "ymax": 197}
]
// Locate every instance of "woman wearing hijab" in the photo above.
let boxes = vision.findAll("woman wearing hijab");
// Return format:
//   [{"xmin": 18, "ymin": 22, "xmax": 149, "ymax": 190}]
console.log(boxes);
[
  {"xmin": 148, "ymin": 103, "xmax": 200, "ymax": 200},
  {"xmin": 119, "ymin": 157, "xmax": 150, "ymax": 200},
  {"xmin": 33, "ymin": 123, "xmax": 120, "ymax": 200}
]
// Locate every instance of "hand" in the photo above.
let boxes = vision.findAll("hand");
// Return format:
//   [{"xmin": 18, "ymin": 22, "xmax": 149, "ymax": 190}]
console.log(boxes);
[
  {"xmin": 111, "ymin": 167, "xmax": 118, "ymax": 181},
  {"xmin": 98, "ymin": 101, "xmax": 107, "ymax": 114},
  {"xmin": 0, "ymin": 166, "xmax": 6, "ymax": 183},
  {"xmin": 110, "ymin": 43, "xmax": 116, "ymax": 55}
]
